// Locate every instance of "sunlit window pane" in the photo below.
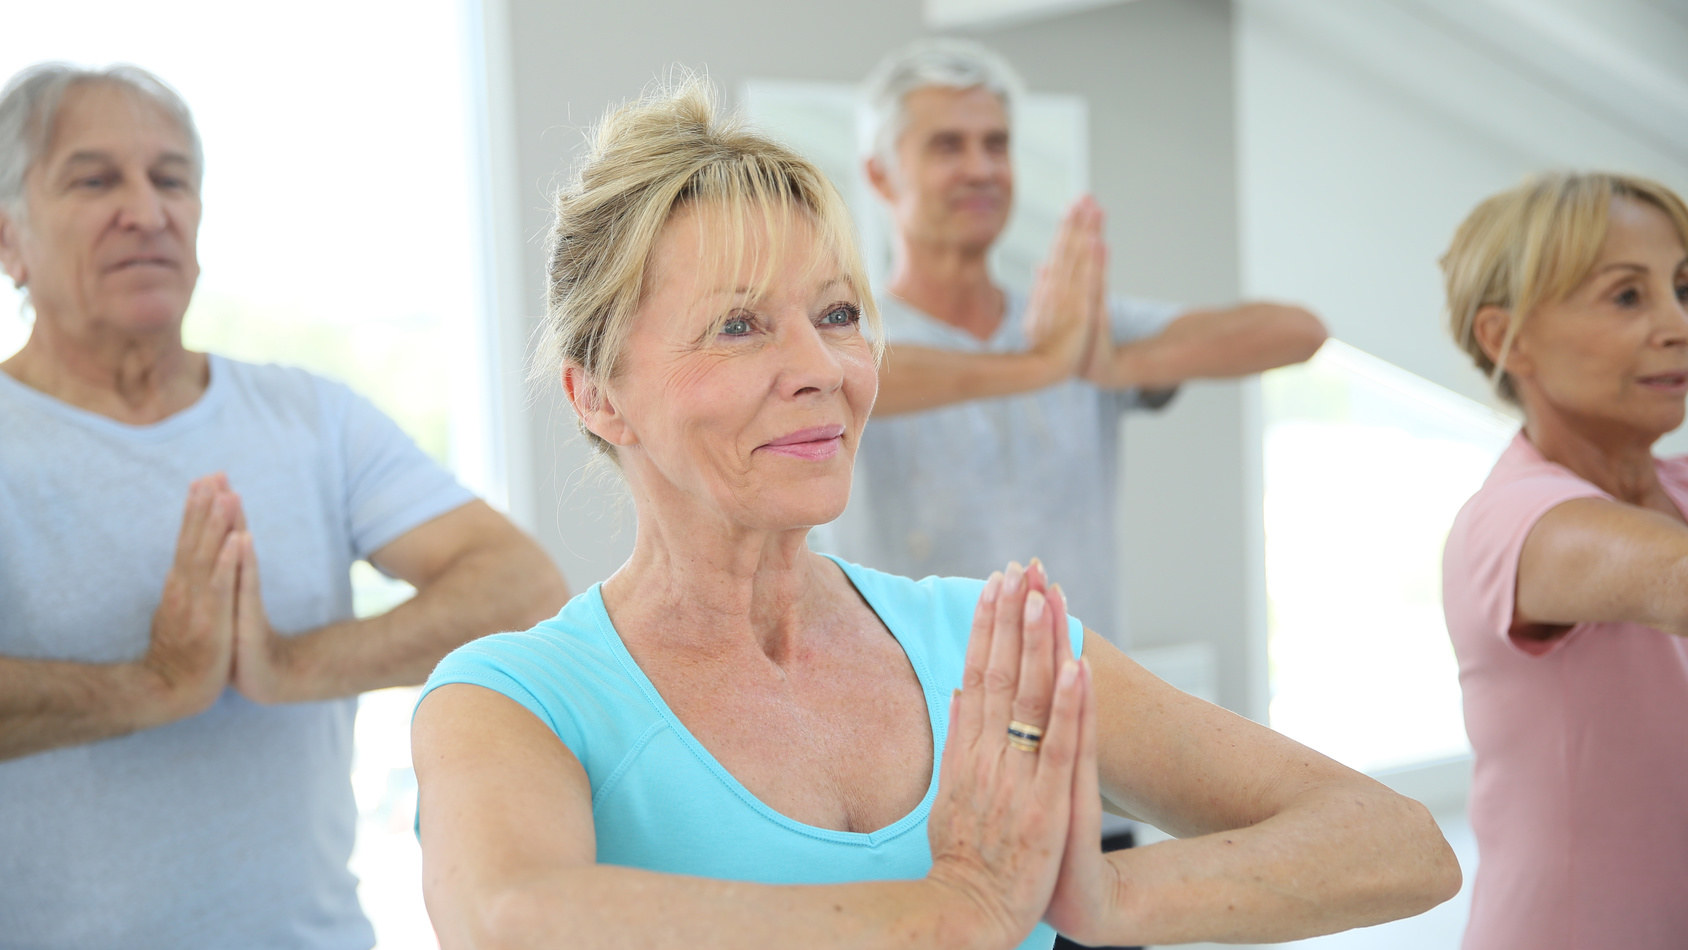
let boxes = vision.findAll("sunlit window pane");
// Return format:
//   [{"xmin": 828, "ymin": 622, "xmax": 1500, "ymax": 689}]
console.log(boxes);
[{"xmin": 1264, "ymin": 340, "xmax": 1514, "ymax": 772}]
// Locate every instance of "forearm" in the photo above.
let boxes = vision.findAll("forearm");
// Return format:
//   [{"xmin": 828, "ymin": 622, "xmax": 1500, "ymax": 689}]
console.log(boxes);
[
  {"xmin": 267, "ymin": 543, "xmax": 566, "ymax": 702},
  {"xmin": 874, "ymin": 344, "xmax": 1065, "ymax": 416},
  {"xmin": 1092, "ymin": 786, "xmax": 1458, "ymax": 945},
  {"xmin": 0, "ymin": 655, "xmax": 173, "ymax": 760},
  {"xmin": 1094, "ymin": 304, "xmax": 1327, "ymax": 391},
  {"xmin": 439, "ymin": 866, "xmax": 1002, "ymax": 950}
]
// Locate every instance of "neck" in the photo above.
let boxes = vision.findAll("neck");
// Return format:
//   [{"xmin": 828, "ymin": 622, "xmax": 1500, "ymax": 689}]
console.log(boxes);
[
  {"xmin": 0, "ymin": 317, "xmax": 207, "ymax": 425},
  {"xmin": 601, "ymin": 478, "xmax": 840, "ymax": 664},
  {"xmin": 1523, "ymin": 410, "xmax": 1666, "ymax": 506},
  {"xmin": 885, "ymin": 236, "xmax": 1002, "ymax": 341}
]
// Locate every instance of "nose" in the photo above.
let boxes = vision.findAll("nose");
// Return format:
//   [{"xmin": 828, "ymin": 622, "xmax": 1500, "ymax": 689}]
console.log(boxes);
[
  {"xmin": 777, "ymin": 317, "xmax": 845, "ymax": 399},
  {"xmin": 1656, "ymin": 286, "xmax": 1688, "ymax": 347},
  {"xmin": 115, "ymin": 180, "xmax": 169, "ymax": 233},
  {"xmin": 960, "ymin": 143, "xmax": 995, "ymax": 181}
]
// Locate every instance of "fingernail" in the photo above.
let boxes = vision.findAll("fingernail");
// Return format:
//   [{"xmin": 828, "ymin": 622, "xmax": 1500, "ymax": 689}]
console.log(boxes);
[
  {"xmin": 1024, "ymin": 590, "xmax": 1045, "ymax": 622},
  {"xmin": 983, "ymin": 571, "xmax": 1002, "ymax": 599},
  {"xmin": 1005, "ymin": 562, "xmax": 1024, "ymax": 592},
  {"xmin": 1059, "ymin": 660, "xmax": 1079, "ymax": 687}
]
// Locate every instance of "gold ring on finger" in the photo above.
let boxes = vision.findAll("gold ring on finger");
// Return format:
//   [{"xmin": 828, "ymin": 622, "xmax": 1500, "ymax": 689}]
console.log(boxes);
[{"xmin": 1007, "ymin": 719, "xmax": 1044, "ymax": 752}]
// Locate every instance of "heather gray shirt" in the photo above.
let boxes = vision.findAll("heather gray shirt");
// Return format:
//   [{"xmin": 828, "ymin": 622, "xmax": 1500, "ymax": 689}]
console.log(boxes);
[
  {"xmin": 0, "ymin": 356, "xmax": 473, "ymax": 949},
  {"xmin": 816, "ymin": 290, "xmax": 1180, "ymax": 646}
]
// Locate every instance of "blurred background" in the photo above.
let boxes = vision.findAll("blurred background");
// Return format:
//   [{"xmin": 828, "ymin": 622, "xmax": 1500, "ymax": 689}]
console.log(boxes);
[{"xmin": 6, "ymin": 0, "xmax": 1686, "ymax": 946}]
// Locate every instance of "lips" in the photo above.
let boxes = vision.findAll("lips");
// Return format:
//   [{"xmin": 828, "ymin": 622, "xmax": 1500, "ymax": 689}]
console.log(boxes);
[
  {"xmin": 107, "ymin": 256, "xmax": 177, "ymax": 272},
  {"xmin": 763, "ymin": 424, "xmax": 845, "ymax": 448},
  {"xmin": 1637, "ymin": 371, "xmax": 1688, "ymax": 391}
]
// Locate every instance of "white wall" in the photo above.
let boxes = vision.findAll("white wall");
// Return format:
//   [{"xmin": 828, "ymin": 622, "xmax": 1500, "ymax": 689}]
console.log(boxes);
[{"xmin": 1236, "ymin": 0, "xmax": 1688, "ymax": 409}]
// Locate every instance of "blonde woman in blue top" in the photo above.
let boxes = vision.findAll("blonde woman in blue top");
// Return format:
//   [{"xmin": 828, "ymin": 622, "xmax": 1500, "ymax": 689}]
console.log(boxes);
[{"xmin": 411, "ymin": 77, "xmax": 1460, "ymax": 950}]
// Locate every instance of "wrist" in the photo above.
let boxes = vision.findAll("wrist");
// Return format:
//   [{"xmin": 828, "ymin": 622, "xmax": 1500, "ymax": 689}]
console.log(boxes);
[
  {"xmin": 1023, "ymin": 347, "xmax": 1075, "ymax": 390},
  {"xmin": 921, "ymin": 867, "xmax": 1020, "ymax": 950},
  {"xmin": 119, "ymin": 659, "xmax": 194, "ymax": 731}
]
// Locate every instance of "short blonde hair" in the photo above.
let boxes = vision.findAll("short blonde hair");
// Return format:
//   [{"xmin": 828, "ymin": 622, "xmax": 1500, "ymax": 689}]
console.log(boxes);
[
  {"xmin": 1441, "ymin": 171, "xmax": 1688, "ymax": 403},
  {"xmin": 537, "ymin": 75, "xmax": 880, "ymax": 456}
]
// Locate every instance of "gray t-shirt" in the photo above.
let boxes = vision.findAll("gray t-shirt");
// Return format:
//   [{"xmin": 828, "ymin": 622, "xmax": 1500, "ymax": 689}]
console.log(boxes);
[
  {"xmin": 817, "ymin": 290, "xmax": 1180, "ymax": 645},
  {"xmin": 0, "ymin": 355, "xmax": 473, "ymax": 949}
]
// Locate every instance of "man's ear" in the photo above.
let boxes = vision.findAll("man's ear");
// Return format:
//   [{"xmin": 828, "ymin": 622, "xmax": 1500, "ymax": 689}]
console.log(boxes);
[
  {"xmin": 562, "ymin": 362, "xmax": 636, "ymax": 447},
  {"xmin": 864, "ymin": 154, "xmax": 897, "ymax": 206},
  {"xmin": 0, "ymin": 209, "xmax": 29, "ymax": 290},
  {"xmin": 1473, "ymin": 304, "xmax": 1531, "ymax": 378}
]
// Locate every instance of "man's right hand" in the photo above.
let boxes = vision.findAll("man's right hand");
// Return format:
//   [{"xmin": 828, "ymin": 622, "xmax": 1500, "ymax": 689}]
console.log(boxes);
[
  {"xmin": 1024, "ymin": 196, "xmax": 1106, "ymax": 380},
  {"xmin": 137, "ymin": 473, "xmax": 243, "ymax": 725}
]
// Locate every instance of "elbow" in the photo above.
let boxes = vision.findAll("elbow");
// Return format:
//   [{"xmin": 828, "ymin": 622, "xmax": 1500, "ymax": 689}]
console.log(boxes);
[
  {"xmin": 487, "ymin": 535, "xmax": 570, "ymax": 631},
  {"xmin": 1381, "ymin": 793, "xmax": 1463, "ymax": 916},
  {"xmin": 434, "ymin": 880, "xmax": 575, "ymax": 950},
  {"xmin": 521, "ymin": 561, "xmax": 571, "ymax": 628},
  {"xmin": 1278, "ymin": 305, "xmax": 1328, "ymax": 365}
]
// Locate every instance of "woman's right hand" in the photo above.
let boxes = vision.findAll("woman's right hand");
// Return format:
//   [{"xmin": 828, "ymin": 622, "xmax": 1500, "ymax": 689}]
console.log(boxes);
[{"xmin": 925, "ymin": 561, "xmax": 1090, "ymax": 948}]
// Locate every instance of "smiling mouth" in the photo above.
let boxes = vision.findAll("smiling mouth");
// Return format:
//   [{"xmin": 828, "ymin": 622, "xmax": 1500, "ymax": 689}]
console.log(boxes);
[
  {"xmin": 1638, "ymin": 372, "xmax": 1688, "ymax": 388},
  {"xmin": 108, "ymin": 257, "xmax": 177, "ymax": 272}
]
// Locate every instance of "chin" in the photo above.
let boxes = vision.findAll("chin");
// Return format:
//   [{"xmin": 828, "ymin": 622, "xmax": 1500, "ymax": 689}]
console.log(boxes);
[{"xmin": 112, "ymin": 297, "xmax": 191, "ymax": 334}]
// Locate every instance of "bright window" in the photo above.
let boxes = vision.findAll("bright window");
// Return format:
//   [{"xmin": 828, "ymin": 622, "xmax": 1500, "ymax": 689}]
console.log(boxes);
[
  {"xmin": 3, "ymin": 4, "xmax": 494, "ymax": 945},
  {"xmin": 1263, "ymin": 340, "xmax": 1515, "ymax": 773}
]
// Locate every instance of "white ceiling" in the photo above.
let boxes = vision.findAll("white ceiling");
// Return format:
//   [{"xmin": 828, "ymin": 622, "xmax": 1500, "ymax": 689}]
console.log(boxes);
[
  {"xmin": 926, "ymin": 0, "xmax": 1688, "ymax": 167},
  {"xmin": 923, "ymin": 0, "xmax": 1139, "ymax": 31}
]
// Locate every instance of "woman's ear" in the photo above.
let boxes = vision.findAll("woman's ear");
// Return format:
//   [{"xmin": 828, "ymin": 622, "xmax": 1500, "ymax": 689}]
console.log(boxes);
[
  {"xmin": 562, "ymin": 362, "xmax": 636, "ymax": 447},
  {"xmin": 1473, "ymin": 305, "xmax": 1532, "ymax": 378}
]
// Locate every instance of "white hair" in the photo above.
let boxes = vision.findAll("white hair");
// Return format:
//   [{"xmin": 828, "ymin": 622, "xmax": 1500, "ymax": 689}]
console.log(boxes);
[
  {"xmin": 0, "ymin": 62, "xmax": 203, "ymax": 224},
  {"xmin": 859, "ymin": 37, "xmax": 1025, "ymax": 168}
]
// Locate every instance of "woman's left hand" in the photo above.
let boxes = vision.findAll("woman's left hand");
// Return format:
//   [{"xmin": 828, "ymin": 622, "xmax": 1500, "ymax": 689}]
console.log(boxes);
[{"xmin": 1025, "ymin": 561, "xmax": 1116, "ymax": 945}]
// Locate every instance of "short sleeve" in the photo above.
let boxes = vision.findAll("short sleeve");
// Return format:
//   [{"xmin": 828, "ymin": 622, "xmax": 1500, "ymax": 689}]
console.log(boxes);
[
  {"xmin": 324, "ymin": 382, "xmax": 476, "ymax": 560},
  {"xmin": 1443, "ymin": 472, "xmax": 1608, "ymax": 657},
  {"xmin": 420, "ymin": 630, "xmax": 594, "ymax": 759},
  {"xmin": 1109, "ymin": 295, "xmax": 1184, "ymax": 411}
]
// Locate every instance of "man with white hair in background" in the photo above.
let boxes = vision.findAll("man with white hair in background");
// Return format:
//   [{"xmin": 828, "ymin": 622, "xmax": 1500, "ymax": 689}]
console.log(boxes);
[
  {"xmin": 819, "ymin": 41, "xmax": 1327, "ymax": 943},
  {"xmin": 0, "ymin": 62, "xmax": 568, "ymax": 948}
]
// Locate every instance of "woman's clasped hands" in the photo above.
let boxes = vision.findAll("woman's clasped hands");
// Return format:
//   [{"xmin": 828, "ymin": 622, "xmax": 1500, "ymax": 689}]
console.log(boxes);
[{"xmin": 925, "ymin": 559, "xmax": 1118, "ymax": 949}]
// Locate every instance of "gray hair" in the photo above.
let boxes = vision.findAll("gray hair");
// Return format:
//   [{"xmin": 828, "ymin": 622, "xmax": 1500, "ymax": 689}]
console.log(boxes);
[
  {"xmin": 0, "ymin": 62, "xmax": 203, "ymax": 223},
  {"xmin": 859, "ymin": 37, "xmax": 1025, "ymax": 167}
]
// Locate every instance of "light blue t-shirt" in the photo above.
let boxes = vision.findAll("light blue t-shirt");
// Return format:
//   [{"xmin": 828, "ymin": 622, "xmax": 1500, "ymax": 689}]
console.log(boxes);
[
  {"xmin": 816, "ymin": 290, "xmax": 1181, "ymax": 647},
  {"xmin": 0, "ymin": 355, "xmax": 473, "ymax": 949},
  {"xmin": 421, "ymin": 555, "xmax": 1084, "ymax": 950}
]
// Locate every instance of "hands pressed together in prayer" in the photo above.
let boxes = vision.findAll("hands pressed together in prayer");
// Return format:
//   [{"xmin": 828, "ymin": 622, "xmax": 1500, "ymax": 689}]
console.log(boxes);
[
  {"xmin": 142, "ymin": 472, "xmax": 292, "ymax": 724},
  {"xmin": 925, "ymin": 558, "xmax": 1120, "ymax": 948},
  {"xmin": 1023, "ymin": 196, "xmax": 1123, "ymax": 389}
]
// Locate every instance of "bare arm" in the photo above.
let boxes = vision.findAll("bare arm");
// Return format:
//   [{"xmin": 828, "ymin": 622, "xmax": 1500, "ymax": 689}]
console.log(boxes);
[
  {"xmin": 0, "ymin": 476, "xmax": 242, "ymax": 761},
  {"xmin": 872, "ymin": 344, "xmax": 1071, "ymax": 417},
  {"xmin": 1085, "ymin": 303, "xmax": 1328, "ymax": 392},
  {"xmin": 233, "ymin": 500, "xmax": 568, "ymax": 704},
  {"xmin": 1514, "ymin": 496, "xmax": 1688, "ymax": 637},
  {"xmin": 1047, "ymin": 631, "xmax": 1459, "ymax": 946}
]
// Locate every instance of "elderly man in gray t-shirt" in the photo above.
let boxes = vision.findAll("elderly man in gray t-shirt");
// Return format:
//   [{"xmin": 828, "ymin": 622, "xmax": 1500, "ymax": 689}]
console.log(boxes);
[{"xmin": 821, "ymin": 38, "xmax": 1327, "ymax": 647}]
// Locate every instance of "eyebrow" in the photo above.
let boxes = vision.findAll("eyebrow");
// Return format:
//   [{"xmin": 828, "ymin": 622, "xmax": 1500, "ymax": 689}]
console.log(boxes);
[{"xmin": 57, "ymin": 150, "xmax": 195, "ymax": 171}]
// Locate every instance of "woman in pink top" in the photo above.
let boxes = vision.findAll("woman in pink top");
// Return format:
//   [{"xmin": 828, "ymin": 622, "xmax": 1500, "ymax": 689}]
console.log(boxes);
[{"xmin": 1441, "ymin": 172, "xmax": 1688, "ymax": 949}]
